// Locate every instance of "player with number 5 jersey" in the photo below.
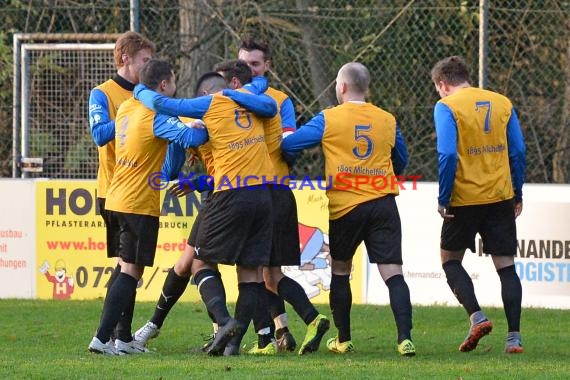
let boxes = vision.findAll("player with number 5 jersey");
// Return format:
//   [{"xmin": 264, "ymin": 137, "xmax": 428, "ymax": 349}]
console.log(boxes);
[{"xmin": 282, "ymin": 62, "xmax": 415, "ymax": 357}]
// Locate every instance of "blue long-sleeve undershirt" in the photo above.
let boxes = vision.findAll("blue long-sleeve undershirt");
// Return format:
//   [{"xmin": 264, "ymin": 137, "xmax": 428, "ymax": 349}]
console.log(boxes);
[
  {"xmin": 134, "ymin": 84, "xmax": 277, "ymax": 119},
  {"xmin": 88, "ymin": 89, "xmax": 116, "ymax": 146},
  {"xmin": 281, "ymin": 111, "xmax": 408, "ymax": 174}
]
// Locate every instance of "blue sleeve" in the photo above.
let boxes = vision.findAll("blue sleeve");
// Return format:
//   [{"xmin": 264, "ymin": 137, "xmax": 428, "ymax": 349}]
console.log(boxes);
[
  {"xmin": 434, "ymin": 102, "xmax": 458, "ymax": 206},
  {"xmin": 506, "ymin": 108, "xmax": 526, "ymax": 202},
  {"xmin": 88, "ymin": 89, "xmax": 116, "ymax": 146},
  {"xmin": 242, "ymin": 76, "xmax": 268, "ymax": 95},
  {"xmin": 162, "ymin": 143, "xmax": 186, "ymax": 181},
  {"xmin": 281, "ymin": 112, "xmax": 325, "ymax": 158},
  {"xmin": 222, "ymin": 89, "xmax": 277, "ymax": 118},
  {"xmin": 134, "ymin": 84, "xmax": 212, "ymax": 119},
  {"xmin": 391, "ymin": 122, "xmax": 408, "ymax": 175},
  {"xmin": 280, "ymin": 97, "xmax": 297, "ymax": 132},
  {"xmin": 152, "ymin": 114, "xmax": 209, "ymax": 148}
]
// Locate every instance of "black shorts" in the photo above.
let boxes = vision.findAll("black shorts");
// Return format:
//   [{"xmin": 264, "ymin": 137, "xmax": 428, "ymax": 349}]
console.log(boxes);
[
  {"xmin": 441, "ymin": 199, "xmax": 517, "ymax": 256},
  {"xmin": 268, "ymin": 186, "xmax": 300, "ymax": 266},
  {"xmin": 98, "ymin": 197, "xmax": 120, "ymax": 259},
  {"xmin": 111, "ymin": 211, "xmax": 159, "ymax": 267},
  {"xmin": 187, "ymin": 189, "xmax": 211, "ymax": 247},
  {"xmin": 195, "ymin": 187, "xmax": 272, "ymax": 267},
  {"xmin": 329, "ymin": 195, "xmax": 402, "ymax": 264}
]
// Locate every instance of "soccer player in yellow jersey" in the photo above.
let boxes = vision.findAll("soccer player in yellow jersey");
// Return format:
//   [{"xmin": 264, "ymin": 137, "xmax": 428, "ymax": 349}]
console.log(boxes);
[
  {"xmin": 87, "ymin": 30, "xmax": 155, "ymax": 349},
  {"xmin": 135, "ymin": 68, "xmax": 278, "ymax": 356},
  {"xmin": 282, "ymin": 62, "xmax": 416, "ymax": 357},
  {"xmin": 88, "ymin": 59, "xmax": 208, "ymax": 355},
  {"xmin": 223, "ymin": 47, "xmax": 331, "ymax": 355},
  {"xmin": 134, "ymin": 67, "xmax": 252, "ymax": 351},
  {"xmin": 431, "ymin": 56, "xmax": 526, "ymax": 354}
]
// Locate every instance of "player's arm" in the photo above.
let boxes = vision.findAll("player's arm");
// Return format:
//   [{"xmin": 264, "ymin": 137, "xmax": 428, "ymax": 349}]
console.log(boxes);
[
  {"xmin": 434, "ymin": 102, "xmax": 458, "ymax": 208},
  {"xmin": 153, "ymin": 114, "xmax": 208, "ymax": 149},
  {"xmin": 506, "ymin": 107, "xmax": 526, "ymax": 204},
  {"xmin": 134, "ymin": 84, "xmax": 212, "ymax": 119},
  {"xmin": 222, "ymin": 89, "xmax": 277, "ymax": 118},
  {"xmin": 162, "ymin": 142, "xmax": 186, "ymax": 181},
  {"xmin": 391, "ymin": 121, "xmax": 409, "ymax": 176},
  {"xmin": 280, "ymin": 97, "xmax": 297, "ymax": 136},
  {"xmin": 281, "ymin": 111, "xmax": 325, "ymax": 164},
  {"xmin": 88, "ymin": 89, "xmax": 115, "ymax": 146},
  {"xmin": 242, "ymin": 76, "xmax": 269, "ymax": 95}
]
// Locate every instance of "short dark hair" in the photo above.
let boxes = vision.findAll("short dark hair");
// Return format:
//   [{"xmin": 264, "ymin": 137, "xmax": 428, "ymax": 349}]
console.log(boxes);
[
  {"xmin": 139, "ymin": 59, "xmax": 173, "ymax": 90},
  {"xmin": 213, "ymin": 59, "xmax": 252, "ymax": 86},
  {"xmin": 194, "ymin": 72, "xmax": 227, "ymax": 96},
  {"xmin": 239, "ymin": 35, "xmax": 271, "ymax": 60},
  {"xmin": 431, "ymin": 56, "xmax": 471, "ymax": 86}
]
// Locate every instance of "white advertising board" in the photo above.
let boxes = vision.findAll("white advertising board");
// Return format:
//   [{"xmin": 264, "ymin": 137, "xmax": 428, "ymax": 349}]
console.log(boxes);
[
  {"xmin": 366, "ymin": 183, "xmax": 570, "ymax": 309},
  {"xmin": 0, "ymin": 179, "xmax": 37, "ymax": 298}
]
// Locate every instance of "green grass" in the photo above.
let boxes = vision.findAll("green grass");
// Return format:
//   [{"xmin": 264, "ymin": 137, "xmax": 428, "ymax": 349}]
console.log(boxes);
[{"xmin": 0, "ymin": 300, "xmax": 568, "ymax": 379}]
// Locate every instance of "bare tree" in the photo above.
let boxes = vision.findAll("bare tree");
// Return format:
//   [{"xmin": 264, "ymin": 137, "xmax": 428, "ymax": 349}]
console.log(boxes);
[
  {"xmin": 295, "ymin": 0, "xmax": 336, "ymax": 108},
  {"xmin": 552, "ymin": 27, "xmax": 570, "ymax": 183}
]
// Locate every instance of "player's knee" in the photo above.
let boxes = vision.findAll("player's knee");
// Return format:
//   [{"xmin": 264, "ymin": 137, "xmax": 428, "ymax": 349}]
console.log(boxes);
[{"xmin": 174, "ymin": 257, "xmax": 193, "ymax": 277}]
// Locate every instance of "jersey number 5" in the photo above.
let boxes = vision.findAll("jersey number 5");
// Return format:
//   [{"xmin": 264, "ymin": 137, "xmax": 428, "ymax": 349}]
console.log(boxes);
[
  {"xmin": 475, "ymin": 101, "xmax": 492, "ymax": 134},
  {"xmin": 353, "ymin": 124, "xmax": 374, "ymax": 160}
]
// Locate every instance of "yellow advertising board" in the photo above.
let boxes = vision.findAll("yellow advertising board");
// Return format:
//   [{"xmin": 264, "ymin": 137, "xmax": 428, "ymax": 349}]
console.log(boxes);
[
  {"xmin": 35, "ymin": 180, "xmax": 202, "ymax": 301},
  {"xmin": 36, "ymin": 180, "xmax": 363, "ymax": 305}
]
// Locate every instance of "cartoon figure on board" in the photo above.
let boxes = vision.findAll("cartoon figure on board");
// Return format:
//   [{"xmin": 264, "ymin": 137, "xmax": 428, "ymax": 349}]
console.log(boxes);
[
  {"xmin": 39, "ymin": 259, "xmax": 75, "ymax": 300},
  {"xmin": 283, "ymin": 223, "xmax": 336, "ymax": 298}
]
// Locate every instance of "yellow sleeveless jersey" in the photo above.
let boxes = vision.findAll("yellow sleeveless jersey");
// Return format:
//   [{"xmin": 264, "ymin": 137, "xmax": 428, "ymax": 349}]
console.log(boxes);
[
  {"xmin": 93, "ymin": 79, "xmax": 133, "ymax": 198},
  {"xmin": 439, "ymin": 87, "xmax": 514, "ymax": 206},
  {"xmin": 203, "ymin": 93, "xmax": 274, "ymax": 191},
  {"xmin": 180, "ymin": 117, "xmax": 215, "ymax": 176},
  {"xmin": 105, "ymin": 98, "xmax": 168, "ymax": 216},
  {"xmin": 322, "ymin": 102, "xmax": 398, "ymax": 219},
  {"xmin": 264, "ymin": 87, "xmax": 290, "ymax": 180}
]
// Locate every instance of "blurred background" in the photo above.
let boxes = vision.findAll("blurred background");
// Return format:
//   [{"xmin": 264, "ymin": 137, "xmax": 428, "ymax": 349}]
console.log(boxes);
[{"xmin": 1, "ymin": 0, "xmax": 568, "ymax": 183}]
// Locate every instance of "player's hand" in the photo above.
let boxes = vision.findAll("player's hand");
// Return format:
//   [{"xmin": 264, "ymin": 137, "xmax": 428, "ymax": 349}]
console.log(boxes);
[
  {"xmin": 68, "ymin": 277, "xmax": 74, "ymax": 287},
  {"xmin": 514, "ymin": 201, "xmax": 523, "ymax": 218},
  {"xmin": 186, "ymin": 152, "xmax": 199, "ymax": 167},
  {"xmin": 187, "ymin": 119, "xmax": 206, "ymax": 129},
  {"xmin": 169, "ymin": 180, "xmax": 195, "ymax": 197},
  {"xmin": 39, "ymin": 260, "xmax": 49, "ymax": 274},
  {"xmin": 438, "ymin": 204, "xmax": 455, "ymax": 219}
]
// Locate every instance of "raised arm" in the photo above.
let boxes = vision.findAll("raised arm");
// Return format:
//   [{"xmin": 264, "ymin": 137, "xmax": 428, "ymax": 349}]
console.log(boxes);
[
  {"xmin": 222, "ymin": 89, "xmax": 277, "ymax": 118},
  {"xmin": 134, "ymin": 84, "xmax": 212, "ymax": 119}
]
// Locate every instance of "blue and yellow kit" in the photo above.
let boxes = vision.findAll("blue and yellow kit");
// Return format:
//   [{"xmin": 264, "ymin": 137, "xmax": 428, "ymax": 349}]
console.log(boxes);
[
  {"xmin": 134, "ymin": 84, "xmax": 277, "ymax": 192},
  {"xmin": 281, "ymin": 101, "xmax": 408, "ymax": 219},
  {"xmin": 88, "ymin": 75, "xmax": 134, "ymax": 198},
  {"xmin": 434, "ymin": 87, "xmax": 526, "ymax": 207},
  {"xmin": 104, "ymin": 98, "xmax": 208, "ymax": 217}
]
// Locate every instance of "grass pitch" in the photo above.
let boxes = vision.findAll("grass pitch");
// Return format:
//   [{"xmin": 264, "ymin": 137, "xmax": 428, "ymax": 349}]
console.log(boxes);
[{"xmin": 0, "ymin": 299, "xmax": 568, "ymax": 379}]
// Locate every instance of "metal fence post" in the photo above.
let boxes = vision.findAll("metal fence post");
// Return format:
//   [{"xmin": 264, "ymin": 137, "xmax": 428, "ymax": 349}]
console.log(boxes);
[
  {"xmin": 478, "ymin": 0, "xmax": 489, "ymax": 89},
  {"xmin": 20, "ymin": 46, "xmax": 30, "ymax": 178},
  {"xmin": 130, "ymin": 0, "xmax": 139, "ymax": 32},
  {"xmin": 12, "ymin": 34, "xmax": 21, "ymax": 178}
]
